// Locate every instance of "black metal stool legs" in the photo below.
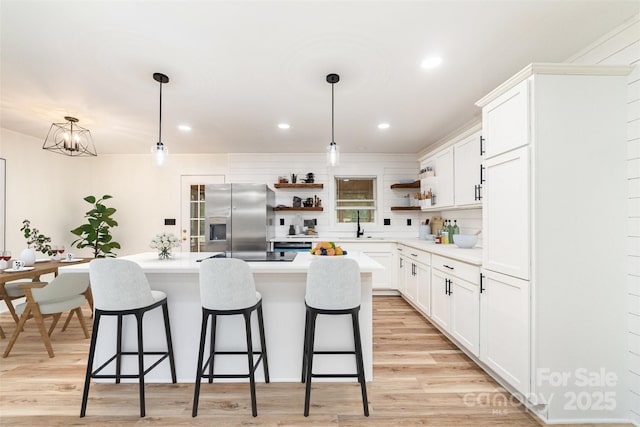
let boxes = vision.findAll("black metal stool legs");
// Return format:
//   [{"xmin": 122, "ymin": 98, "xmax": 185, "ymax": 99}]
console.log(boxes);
[
  {"xmin": 79, "ymin": 299, "xmax": 175, "ymax": 418},
  {"xmin": 351, "ymin": 310, "xmax": 369, "ymax": 416},
  {"xmin": 80, "ymin": 312, "xmax": 101, "ymax": 417},
  {"xmin": 192, "ymin": 301, "xmax": 269, "ymax": 417},
  {"xmin": 302, "ymin": 305, "xmax": 369, "ymax": 417}
]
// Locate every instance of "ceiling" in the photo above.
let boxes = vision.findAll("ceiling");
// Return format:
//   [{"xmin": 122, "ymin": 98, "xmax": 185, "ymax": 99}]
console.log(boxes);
[{"xmin": 1, "ymin": 1, "xmax": 638, "ymax": 156}]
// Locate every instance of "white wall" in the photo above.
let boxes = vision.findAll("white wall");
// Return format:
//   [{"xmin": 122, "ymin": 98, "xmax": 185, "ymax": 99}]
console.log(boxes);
[
  {"xmin": 566, "ymin": 14, "xmax": 640, "ymax": 425},
  {"xmin": 0, "ymin": 128, "xmax": 419, "ymax": 257}
]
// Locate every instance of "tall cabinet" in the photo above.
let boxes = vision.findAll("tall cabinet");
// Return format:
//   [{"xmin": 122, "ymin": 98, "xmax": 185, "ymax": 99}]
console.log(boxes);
[{"xmin": 476, "ymin": 64, "xmax": 630, "ymax": 422}]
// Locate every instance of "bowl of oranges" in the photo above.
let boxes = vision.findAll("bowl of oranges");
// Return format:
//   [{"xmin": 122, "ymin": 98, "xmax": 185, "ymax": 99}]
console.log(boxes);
[{"xmin": 310, "ymin": 241, "xmax": 347, "ymax": 256}]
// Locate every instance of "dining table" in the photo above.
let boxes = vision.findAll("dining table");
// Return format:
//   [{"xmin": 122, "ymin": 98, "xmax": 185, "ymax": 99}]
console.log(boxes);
[{"xmin": 0, "ymin": 258, "xmax": 92, "ymax": 323}]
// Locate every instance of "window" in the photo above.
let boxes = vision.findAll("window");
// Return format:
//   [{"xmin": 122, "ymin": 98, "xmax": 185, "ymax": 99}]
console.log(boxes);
[
  {"xmin": 335, "ymin": 177, "xmax": 376, "ymax": 223},
  {"xmin": 189, "ymin": 184, "xmax": 206, "ymax": 252}
]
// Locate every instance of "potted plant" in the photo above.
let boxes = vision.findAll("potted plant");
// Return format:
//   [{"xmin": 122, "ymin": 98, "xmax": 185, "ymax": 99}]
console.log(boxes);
[
  {"xmin": 70, "ymin": 194, "xmax": 121, "ymax": 258},
  {"xmin": 19, "ymin": 219, "xmax": 54, "ymax": 265}
]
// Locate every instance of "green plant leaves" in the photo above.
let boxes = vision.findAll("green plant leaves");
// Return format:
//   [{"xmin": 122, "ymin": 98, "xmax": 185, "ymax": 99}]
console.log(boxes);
[{"xmin": 70, "ymin": 194, "xmax": 120, "ymax": 258}]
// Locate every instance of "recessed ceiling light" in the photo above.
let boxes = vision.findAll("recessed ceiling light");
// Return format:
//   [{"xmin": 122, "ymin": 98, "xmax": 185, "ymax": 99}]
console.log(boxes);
[
  {"xmin": 421, "ymin": 56, "xmax": 443, "ymax": 69},
  {"xmin": 378, "ymin": 123, "xmax": 390, "ymax": 129},
  {"xmin": 278, "ymin": 123, "xmax": 290, "ymax": 129},
  {"xmin": 178, "ymin": 124, "xmax": 192, "ymax": 132}
]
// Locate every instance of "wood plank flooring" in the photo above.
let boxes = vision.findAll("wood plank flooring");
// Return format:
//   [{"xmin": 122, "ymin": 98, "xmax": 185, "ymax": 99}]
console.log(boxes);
[{"xmin": 0, "ymin": 296, "xmax": 628, "ymax": 426}]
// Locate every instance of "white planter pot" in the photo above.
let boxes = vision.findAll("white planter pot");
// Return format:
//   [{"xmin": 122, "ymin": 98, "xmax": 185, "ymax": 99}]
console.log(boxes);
[{"xmin": 19, "ymin": 248, "xmax": 36, "ymax": 266}]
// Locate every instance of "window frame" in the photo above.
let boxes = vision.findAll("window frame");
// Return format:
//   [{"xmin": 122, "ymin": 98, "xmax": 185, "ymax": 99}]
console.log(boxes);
[{"xmin": 334, "ymin": 175, "xmax": 378, "ymax": 225}]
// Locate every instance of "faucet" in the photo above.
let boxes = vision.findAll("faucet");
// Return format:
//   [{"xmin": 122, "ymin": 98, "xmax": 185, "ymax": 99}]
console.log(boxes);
[{"xmin": 356, "ymin": 210, "xmax": 364, "ymax": 238}]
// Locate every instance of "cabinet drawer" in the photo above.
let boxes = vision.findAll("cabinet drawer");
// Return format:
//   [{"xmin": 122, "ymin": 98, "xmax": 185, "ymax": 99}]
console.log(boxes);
[
  {"xmin": 432, "ymin": 254, "xmax": 479, "ymax": 284},
  {"xmin": 404, "ymin": 248, "xmax": 430, "ymax": 266}
]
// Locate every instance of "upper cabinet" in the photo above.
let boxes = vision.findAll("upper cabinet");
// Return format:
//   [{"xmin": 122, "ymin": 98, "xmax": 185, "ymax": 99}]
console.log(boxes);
[
  {"xmin": 481, "ymin": 79, "xmax": 529, "ymax": 159},
  {"xmin": 453, "ymin": 131, "xmax": 484, "ymax": 207},
  {"xmin": 419, "ymin": 128, "xmax": 483, "ymax": 210}
]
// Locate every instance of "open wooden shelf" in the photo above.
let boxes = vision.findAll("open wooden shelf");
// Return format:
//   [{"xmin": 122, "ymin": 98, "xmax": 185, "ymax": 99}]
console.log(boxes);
[
  {"xmin": 273, "ymin": 206, "xmax": 324, "ymax": 211},
  {"xmin": 390, "ymin": 181, "xmax": 420, "ymax": 189},
  {"xmin": 274, "ymin": 183, "xmax": 323, "ymax": 189},
  {"xmin": 390, "ymin": 206, "xmax": 421, "ymax": 211}
]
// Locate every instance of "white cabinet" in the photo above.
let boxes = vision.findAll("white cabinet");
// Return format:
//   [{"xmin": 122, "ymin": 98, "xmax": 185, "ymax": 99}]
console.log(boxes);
[
  {"xmin": 342, "ymin": 241, "xmax": 395, "ymax": 290},
  {"xmin": 453, "ymin": 131, "xmax": 484, "ymax": 207},
  {"xmin": 430, "ymin": 254, "xmax": 480, "ymax": 357},
  {"xmin": 404, "ymin": 249, "xmax": 431, "ymax": 316},
  {"xmin": 396, "ymin": 246, "xmax": 408, "ymax": 295},
  {"xmin": 481, "ymin": 79, "xmax": 529, "ymax": 159},
  {"xmin": 476, "ymin": 63, "xmax": 630, "ymax": 421},
  {"xmin": 420, "ymin": 146, "xmax": 454, "ymax": 209},
  {"xmin": 480, "ymin": 269, "xmax": 530, "ymax": 396},
  {"xmin": 482, "ymin": 146, "xmax": 530, "ymax": 280}
]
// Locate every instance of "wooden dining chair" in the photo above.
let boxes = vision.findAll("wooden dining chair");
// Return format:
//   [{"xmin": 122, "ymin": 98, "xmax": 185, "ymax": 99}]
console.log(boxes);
[
  {"xmin": 0, "ymin": 324, "xmax": 5, "ymax": 339},
  {"xmin": 0, "ymin": 281, "xmax": 30, "ymax": 324},
  {"xmin": 2, "ymin": 273, "xmax": 91, "ymax": 358}
]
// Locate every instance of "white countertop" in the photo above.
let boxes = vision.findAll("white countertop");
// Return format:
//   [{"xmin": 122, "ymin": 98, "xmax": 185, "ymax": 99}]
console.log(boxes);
[
  {"xmin": 58, "ymin": 251, "xmax": 384, "ymax": 275},
  {"xmin": 272, "ymin": 236, "xmax": 482, "ymax": 265}
]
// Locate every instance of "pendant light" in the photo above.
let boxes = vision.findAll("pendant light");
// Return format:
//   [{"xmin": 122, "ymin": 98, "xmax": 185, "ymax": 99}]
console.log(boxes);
[
  {"xmin": 151, "ymin": 72, "xmax": 169, "ymax": 166},
  {"xmin": 42, "ymin": 116, "xmax": 97, "ymax": 157},
  {"xmin": 326, "ymin": 73, "xmax": 340, "ymax": 167}
]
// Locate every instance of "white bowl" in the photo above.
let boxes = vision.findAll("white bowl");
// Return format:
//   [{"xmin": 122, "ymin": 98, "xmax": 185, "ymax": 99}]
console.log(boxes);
[{"xmin": 453, "ymin": 234, "xmax": 478, "ymax": 248}]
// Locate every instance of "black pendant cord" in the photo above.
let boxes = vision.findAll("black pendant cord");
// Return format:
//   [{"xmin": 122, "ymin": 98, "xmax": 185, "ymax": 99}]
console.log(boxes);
[
  {"xmin": 158, "ymin": 80, "xmax": 163, "ymax": 145},
  {"xmin": 331, "ymin": 82, "xmax": 335, "ymax": 144}
]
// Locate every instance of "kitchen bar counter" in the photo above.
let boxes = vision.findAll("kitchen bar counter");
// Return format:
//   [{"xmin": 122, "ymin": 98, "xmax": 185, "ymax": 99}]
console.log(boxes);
[{"xmin": 60, "ymin": 252, "xmax": 381, "ymax": 383}]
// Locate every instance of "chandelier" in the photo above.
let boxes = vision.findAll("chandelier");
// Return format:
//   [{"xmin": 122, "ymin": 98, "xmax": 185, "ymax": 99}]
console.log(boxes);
[{"xmin": 42, "ymin": 116, "xmax": 97, "ymax": 157}]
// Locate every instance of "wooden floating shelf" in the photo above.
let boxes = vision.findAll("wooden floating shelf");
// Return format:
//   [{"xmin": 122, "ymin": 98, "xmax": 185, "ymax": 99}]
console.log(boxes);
[
  {"xmin": 274, "ymin": 183, "xmax": 324, "ymax": 189},
  {"xmin": 390, "ymin": 181, "xmax": 420, "ymax": 189},
  {"xmin": 390, "ymin": 206, "xmax": 421, "ymax": 211},
  {"xmin": 273, "ymin": 207, "xmax": 324, "ymax": 211}
]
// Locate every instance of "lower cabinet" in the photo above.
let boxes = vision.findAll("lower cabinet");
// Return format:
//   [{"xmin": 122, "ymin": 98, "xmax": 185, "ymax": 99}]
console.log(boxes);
[
  {"xmin": 341, "ymin": 242, "xmax": 396, "ymax": 290},
  {"xmin": 479, "ymin": 269, "xmax": 530, "ymax": 396},
  {"xmin": 431, "ymin": 255, "xmax": 480, "ymax": 357},
  {"xmin": 398, "ymin": 246, "xmax": 431, "ymax": 317}
]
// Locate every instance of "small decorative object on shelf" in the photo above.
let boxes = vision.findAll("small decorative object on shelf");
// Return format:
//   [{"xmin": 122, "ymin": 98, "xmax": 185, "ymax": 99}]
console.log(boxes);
[
  {"xmin": 150, "ymin": 232, "xmax": 180, "ymax": 260},
  {"xmin": 310, "ymin": 242, "xmax": 347, "ymax": 256}
]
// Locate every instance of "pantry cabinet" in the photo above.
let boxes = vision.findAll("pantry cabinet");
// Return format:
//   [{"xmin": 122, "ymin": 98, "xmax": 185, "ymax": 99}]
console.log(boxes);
[
  {"xmin": 476, "ymin": 63, "xmax": 630, "ymax": 421},
  {"xmin": 480, "ymin": 269, "xmax": 530, "ymax": 396}
]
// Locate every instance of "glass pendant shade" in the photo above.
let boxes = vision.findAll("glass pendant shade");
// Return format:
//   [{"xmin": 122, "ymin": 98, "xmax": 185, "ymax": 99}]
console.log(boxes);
[
  {"xmin": 42, "ymin": 116, "xmax": 97, "ymax": 157},
  {"xmin": 327, "ymin": 141, "xmax": 339, "ymax": 167},
  {"xmin": 151, "ymin": 141, "xmax": 168, "ymax": 166}
]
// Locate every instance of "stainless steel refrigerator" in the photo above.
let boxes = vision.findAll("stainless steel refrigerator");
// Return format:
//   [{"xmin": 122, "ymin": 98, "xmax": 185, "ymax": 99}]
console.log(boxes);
[{"xmin": 204, "ymin": 184, "xmax": 275, "ymax": 255}]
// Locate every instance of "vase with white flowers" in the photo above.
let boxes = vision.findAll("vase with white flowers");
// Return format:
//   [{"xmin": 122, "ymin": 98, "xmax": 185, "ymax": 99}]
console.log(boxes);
[{"xmin": 150, "ymin": 232, "xmax": 180, "ymax": 260}]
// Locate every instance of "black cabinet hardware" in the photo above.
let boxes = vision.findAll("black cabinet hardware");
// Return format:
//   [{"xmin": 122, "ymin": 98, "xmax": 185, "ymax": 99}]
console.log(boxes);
[
  {"xmin": 480, "ymin": 273, "xmax": 485, "ymax": 293},
  {"xmin": 399, "ymin": 258, "xmax": 403, "ymax": 268},
  {"xmin": 411, "ymin": 253, "xmax": 418, "ymax": 257},
  {"xmin": 480, "ymin": 135, "xmax": 485, "ymax": 156},
  {"xmin": 480, "ymin": 164, "xmax": 485, "ymax": 184},
  {"xmin": 443, "ymin": 264, "xmax": 454, "ymax": 270}
]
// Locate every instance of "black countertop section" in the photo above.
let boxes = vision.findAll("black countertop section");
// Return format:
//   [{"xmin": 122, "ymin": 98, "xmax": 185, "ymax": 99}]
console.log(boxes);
[{"xmin": 199, "ymin": 251, "xmax": 298, "ymax": 262}]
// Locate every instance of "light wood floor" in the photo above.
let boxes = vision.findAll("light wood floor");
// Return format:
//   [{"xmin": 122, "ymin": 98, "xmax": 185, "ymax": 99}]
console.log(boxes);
[{"xmin": 0, "ymin": 296, "xmax": 627, "ymax": 426}]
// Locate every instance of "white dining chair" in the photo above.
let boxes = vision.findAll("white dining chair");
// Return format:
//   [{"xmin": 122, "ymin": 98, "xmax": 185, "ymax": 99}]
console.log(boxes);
[{"xmin": 2, "ymin": 273, "xmax": 90, "ymax": 358}]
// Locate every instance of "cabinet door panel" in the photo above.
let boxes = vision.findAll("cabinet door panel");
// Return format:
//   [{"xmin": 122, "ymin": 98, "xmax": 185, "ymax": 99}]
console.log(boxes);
[
  {"xmin": 364, "ymin": 252, "xmax": 393, "ymax": 289},
  {"xmin": 482, "ymin": 79, "xmax": 529, "ymax": 159},
  {"xmin": 450, "ymin": 278, "xmax": 479, "ymax": 357},
  {"xmin": 416, "ymin": 263, "xmax": 431, "ymax": 316},
  {"xmin": 454, "ymin": 132, "xmax": 483, "ymax": 206},
  {"xmin": 430, "ymin": 268, "xmax": 450, "ymax": 330},
  {"xmin": 405, "ymin": 262, "xmax": 418, "ymax": 302},
  {"xmin": 434, "ymin": 148, "xmax": 454, "ymax": 208},
  {"xmin": 483, "ymin": 146, "xmax": 530, "ymax": 280},
  {"xmin": 480, "ymin": 270, "xmax": 530, "ymax": 396}
]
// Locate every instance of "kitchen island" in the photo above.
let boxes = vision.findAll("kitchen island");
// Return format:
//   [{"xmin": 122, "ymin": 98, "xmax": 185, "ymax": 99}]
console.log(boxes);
[{"xmin": 59, "ymin": 251, "xmax": 382, "ymax": 383}]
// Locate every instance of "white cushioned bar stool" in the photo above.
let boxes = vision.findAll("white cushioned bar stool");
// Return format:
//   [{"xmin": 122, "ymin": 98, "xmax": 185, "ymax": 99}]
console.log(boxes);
[
  {"xmin": 302, "ymin": 256, "xmax": 369, "ymax": 417},
  {"xmin": 81, "ymin": 259, "xmax": 176, "ymax": 418},
  {"xmin": 192, "ymin": 258, "xmax": 269, "ymax": 417}
]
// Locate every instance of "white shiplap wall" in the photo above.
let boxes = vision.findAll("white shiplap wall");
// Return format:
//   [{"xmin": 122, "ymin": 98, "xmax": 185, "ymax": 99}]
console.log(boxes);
[
  {"xmin": 227, "ymin": 152, "xmax": 422, "ymax": 238},
  {"xmin": 567, "ymin": 13, "xmax": 640, "ymax": 425}
]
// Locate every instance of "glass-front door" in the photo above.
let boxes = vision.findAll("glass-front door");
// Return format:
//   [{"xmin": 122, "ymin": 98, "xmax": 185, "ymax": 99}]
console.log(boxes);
[{"xmin": 180, "ymin": 175, "xmax": 225, "ymax": 252}]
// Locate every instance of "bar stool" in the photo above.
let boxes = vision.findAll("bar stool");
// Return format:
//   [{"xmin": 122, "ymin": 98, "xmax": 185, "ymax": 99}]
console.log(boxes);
[
  {"xmin": 80, "ymin": 259, "xmax": 176, "ymax": 418},
  {"xmin": 192, "ymin": 258, "xmax": 269, "ymax": 417},
  {"xmin": 302, "ymin": 256, "xmax": 369, "ymax": 417}
]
